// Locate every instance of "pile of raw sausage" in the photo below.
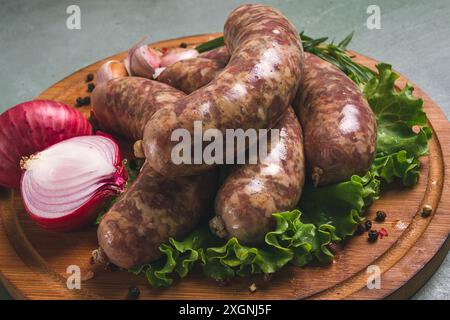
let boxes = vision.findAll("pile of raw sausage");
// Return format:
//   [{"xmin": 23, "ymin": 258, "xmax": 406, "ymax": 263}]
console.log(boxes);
[{"xmin": 92, "ymin": 4, "xmax": 376, "ymax": 269}]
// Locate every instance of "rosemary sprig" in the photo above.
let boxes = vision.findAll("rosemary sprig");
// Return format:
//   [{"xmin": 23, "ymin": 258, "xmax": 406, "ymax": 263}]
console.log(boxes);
[
  {"xmin": 195, "ymin": 31, "xmax": 375, "ymax": 86},
  {"xmin": 301, "ymin": 31, "xmax": 375, "ymax": 85}
]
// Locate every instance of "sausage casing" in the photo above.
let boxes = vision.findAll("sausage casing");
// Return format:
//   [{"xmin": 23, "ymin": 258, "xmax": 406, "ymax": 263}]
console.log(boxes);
[
  {"xmin": 198, "ymin": 46, "xmax": 231, "ymax": 64},
  {"xmin": 92, "ymin": 77, "xmax": 185, "ymax": 140},
  {"xmin": 211, "ymin": 108, "xmax": 305, "ymax": 244},
  {"xmin": 98, "ymin": 163, "xmax": 218, "ymax": 268},
  {"xmin": 294, "ymin": 53, "xmax": 377, "ymax": 186},
  {"xmin": 143, "ymin": 4, "xmax": 304, "ymax": 177},
  {"xmin": 158, "ymin": 58, "xmax": 226, "ymax": 94}
]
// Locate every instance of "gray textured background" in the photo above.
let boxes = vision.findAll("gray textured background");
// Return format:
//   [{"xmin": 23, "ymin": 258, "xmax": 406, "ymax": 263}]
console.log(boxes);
[{"xmin": 0, "ymin": 0, "xmax": 448, "ymax": 300}]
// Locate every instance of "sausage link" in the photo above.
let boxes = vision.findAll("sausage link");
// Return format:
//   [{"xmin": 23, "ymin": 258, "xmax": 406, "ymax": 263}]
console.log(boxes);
[
  {"xmin": 98, "ymin": 162, "xmax": 218, "ymax": 268},
  {"xmin": 198, "ymin": 46, "xmax": 231, "ymax": 64},
  {"xmin": 294, "ymin": 52, "xmax": 377, "ymax": 186},
  {"xmin": 91, "ymin": 77, "xmax": 185, "ymax": 140},
  {"xmin": 93, "ymin": 77, "xmax": 219, "ymax": 267},
  {"xmin": 158, "ymin": 58, "xmax": 226, "ymax": 94},
  {"xmin": 211, "ymin": 107, "xmax": 305, "ymax": 244},
  {"xmin": 143, "ymin": 4, "xmax": 303, "ymax": 177}
]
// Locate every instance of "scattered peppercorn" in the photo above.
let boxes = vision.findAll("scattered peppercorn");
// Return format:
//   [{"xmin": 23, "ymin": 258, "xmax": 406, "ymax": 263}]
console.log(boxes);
[
  {"xmin": 421, "ymin": 204, "xmax": 432, "ymax": 218},
  {"xmin": 368, "ymin": 229, "xmax": 379, "ymax": 243},
  {"xmin": 179, "ymin": 42, "xmax": 188, "ymax": 48},
  {"xmin": 127, "ymin": 286, "xmax": 140, "ymax": 300},
  {"xmin": 75, "ymin": 97, "xmax": 84, "ymax": 107},
  {"xmin": 87, "ymin": 83, "xmax": 95, "ymax": 92},
  {"xmin": 364, "ymin": 219, "xmax": 372, "ymax": 231},
  {"xmin": 86, "ymin": 73, "xmax": 94, "ymax": 82},
  {"xmin": 375, "ymin": 210, "xmax": 387, "ymax": 222},
  {"xmin": 354, "ymin": 223, "xmax": 365, "ymax": 235},
  {"xmin": 83, "ymin": 96, "xmax": 91, "ymax": 105}
]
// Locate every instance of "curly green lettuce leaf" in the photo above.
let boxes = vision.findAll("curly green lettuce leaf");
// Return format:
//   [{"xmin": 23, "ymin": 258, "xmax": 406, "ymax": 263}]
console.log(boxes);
[
  {"xmin": 299, "ymin": 172, "xmax": 379, "ymax": 239},
  {"xmin": 202, "ymin": 239, "xmax": 288, "ymax": 280},
  {"xmin": 363, "ymin": 63, "xmax": 431, "ymax": 186},
  {"xmin": 364, "ymin": 63, "xmax": 432, "ymax": 158},
  {"xmin": 131, "ymin": 210, "xmax": 336, "ymax": 284},
  {"xmin": 129, "ymin": 226, "xmax": 213, "ymax": 287},
  {"xmin": 266, "ymin": 210, "xmax": 336, "ymax": 265}
]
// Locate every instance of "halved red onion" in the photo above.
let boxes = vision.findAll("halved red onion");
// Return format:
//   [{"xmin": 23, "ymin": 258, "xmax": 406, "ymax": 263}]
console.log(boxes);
[
  {"xmin": 0, "ymin": 100, "xmax": 92, "ymax": 188},
  {"xmin": 21, "ymin": 134, "xmax": 127, "ymax": 232}
]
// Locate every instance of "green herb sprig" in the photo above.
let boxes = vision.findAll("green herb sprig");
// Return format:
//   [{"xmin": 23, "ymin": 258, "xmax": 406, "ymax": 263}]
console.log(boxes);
[{"xmin": 195, "ymin": 32, "xmax": 376, "ymax": 86}]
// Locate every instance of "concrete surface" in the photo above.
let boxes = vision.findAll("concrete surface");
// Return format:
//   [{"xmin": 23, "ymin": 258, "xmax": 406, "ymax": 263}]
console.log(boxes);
[{"xmin": 0, "ymin": 0, "xmax": 449, "ymax": 300}]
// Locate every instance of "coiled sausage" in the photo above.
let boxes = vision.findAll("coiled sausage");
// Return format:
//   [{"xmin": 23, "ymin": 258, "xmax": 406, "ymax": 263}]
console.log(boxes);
[
  {"xmin": 293, "ymin": 53, "xmax": 376, "ymax": 186},
  {"xmin": 211, "ymin": 107, "xmax": 305, "ymax": 244},
  {"xmin": 143, "ymin": 4, "xmax": 304, "ymax": 177}
]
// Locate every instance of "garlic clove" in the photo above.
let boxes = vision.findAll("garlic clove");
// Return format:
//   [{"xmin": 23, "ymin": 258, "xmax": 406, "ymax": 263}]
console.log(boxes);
[
  {"xmin": 160, "ymin": 48, "xmax": 199, "ymax": 67},
  {"xmin": 153, "ymin": 67, "xmax": 166, "ymax": 79},
  {"xmin": 96, "ymin": 60, "xmax": 129, "ymax": 85},
  {"xmin": 126, "ymin": 41, "xmax": 162, "ymax": 79}
]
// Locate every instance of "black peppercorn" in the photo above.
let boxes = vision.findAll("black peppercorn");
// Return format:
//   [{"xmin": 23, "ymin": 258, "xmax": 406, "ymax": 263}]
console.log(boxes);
[
  {"xmin": 354, "ymin": 223, "xmax": 365, "ymax": 235},
  {"xmin": 127, "ymin": 286, "xmax": 140, "ymax": 300},
  {"xmin": 86, "ymin": 73, "xmax": 94, "ymax": 82},
  {"xmin": 368, "ymin": 229, "xmax": 379, "ymax": 242},
  {"xmin": 375, "ymin": 210, "xmax": 387, "ymax": 222},
  {"xmin": 364, "ymin": 220, "xmax": 372, "ymax": 231},
  {"xmin": 87, "ymin": 83, "xmax": 95, "ymax": 92},
  {"xmin": 83, "ymin": 96, "xmax": 91, "ymax": 105},
  {"xmin": 75, "ymin": 97, "xmax": 84, "ymax": 107},
  {"xmin": 179, "ymin": 42, "xmax": 188, "ymax": 48}
]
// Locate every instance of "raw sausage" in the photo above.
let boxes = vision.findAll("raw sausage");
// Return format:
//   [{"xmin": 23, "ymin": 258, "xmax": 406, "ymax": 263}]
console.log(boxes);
[
  {"xmin": 143, "ymin": 4, "xmax": 304, "ymax": 177},
  {"xmin": 198, "ymin": 46, "xmax": 231, "ymax": 64},
  {"xmin": 157, "ymin": 46, "xmax": 231, "ymax": 93},
  {"xmin": 98, "ymin": 162, "xmax": 218, "ymax": 268},
  {"xmin": 92, "ymin": 77, "xmax": 185, "ymax": 141},
  {"xmin": 210, "ymin": 107, "xmax": 305, "ymax": 244},
  {"xmin": 158, "ymin": 58, "xmax": 226, "ymax": 94},
  {"xmin": 293, "ymin": 52, "xmax": 376, "ymax": 186},
  {"xmin": 93, "ymin": 77, "xmax": 218, "ymax": 268}
]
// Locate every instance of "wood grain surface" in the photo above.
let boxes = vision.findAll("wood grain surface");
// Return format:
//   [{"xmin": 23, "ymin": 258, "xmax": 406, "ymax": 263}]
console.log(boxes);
[{"xmin": 0, "ymin": 33, "xmax": 449, "ymax": 300}]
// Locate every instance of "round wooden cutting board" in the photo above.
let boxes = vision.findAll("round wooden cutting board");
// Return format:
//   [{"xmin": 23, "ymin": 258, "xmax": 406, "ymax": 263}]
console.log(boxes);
[{"xmin": 0, "ymin": 33, "xmax": 449, "ymax": 300}]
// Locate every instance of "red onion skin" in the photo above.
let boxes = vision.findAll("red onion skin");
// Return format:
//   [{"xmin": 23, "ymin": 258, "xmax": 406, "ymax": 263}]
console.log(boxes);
[
  {"xmin": 20, "ymin": 134, "xmax": 127, "ymax": 232},
  {"xmin": 0, "ymin": 100, "xmax": 92, "ymax": 189}
]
